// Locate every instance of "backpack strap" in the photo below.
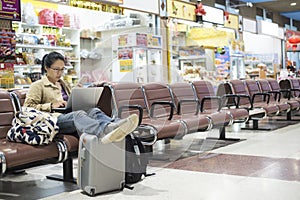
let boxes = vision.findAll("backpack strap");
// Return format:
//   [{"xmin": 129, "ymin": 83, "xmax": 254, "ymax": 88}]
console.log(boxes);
[{"xmin": 131, "ymin": 134, "xmax": 156, "ymax": 177}]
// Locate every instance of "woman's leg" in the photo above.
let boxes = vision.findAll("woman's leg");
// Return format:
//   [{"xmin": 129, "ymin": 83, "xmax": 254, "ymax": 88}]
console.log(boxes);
[
  {"xmin": 57, "ymin": 110, "xmax": 110, "ymax": 137},
  {"xmin": 87, "ymin": 108, "xmax": 115, "ymax": 122}
]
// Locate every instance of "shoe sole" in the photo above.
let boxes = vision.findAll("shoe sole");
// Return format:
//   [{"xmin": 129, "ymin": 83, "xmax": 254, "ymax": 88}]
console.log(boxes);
[{"xmin": 101, "ymin": 114, "xmax": 139, "ymax": 144}]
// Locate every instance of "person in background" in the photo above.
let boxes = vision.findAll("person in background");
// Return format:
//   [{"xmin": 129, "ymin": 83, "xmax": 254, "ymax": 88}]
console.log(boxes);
[{"xmin": 24, "ymin": 51, "xmax": 138, "ymax": 144}]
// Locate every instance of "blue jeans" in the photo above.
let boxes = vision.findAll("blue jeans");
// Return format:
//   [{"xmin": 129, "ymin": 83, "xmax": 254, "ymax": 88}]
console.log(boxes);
[{"xmin": 57, "ymin": 108, "xmax": 115, "ymax": 137}]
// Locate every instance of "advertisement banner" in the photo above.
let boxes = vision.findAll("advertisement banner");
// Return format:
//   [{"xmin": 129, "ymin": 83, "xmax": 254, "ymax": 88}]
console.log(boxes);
[
  {"xmin": 0, "ymin": 0, "xmax": 21, "ymax": 21},
  {"xmin": 224, "ymin": 13, "xmax": 239, "ymax": 31},
  {"xmin": 215, "ymin": 46, "xmax": 230, "ymax": 81},
  {"xmin": 286, "ymin": 29, "xmax": 300, "ymax": 51},
  {"xmin": 119, "ymin": 59, "xmax": 133, "ymax": 72}
]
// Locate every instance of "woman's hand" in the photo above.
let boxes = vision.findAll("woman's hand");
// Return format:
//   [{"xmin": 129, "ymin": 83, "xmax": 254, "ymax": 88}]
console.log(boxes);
[{"xmin": 52, "ymin": 101, "xmax": 67, "ymax": 108}]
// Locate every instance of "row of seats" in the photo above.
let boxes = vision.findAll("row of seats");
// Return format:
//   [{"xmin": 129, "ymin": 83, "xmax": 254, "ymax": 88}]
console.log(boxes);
[
  {"xmin": 97, "ymin": 81, "xmax": 249, "ymax": 141},
  {"xmin": 0, "ymin": 89, "xmax": 78, "ymax": 182},
  {"xmin": 1, "ymin": 78, "xmax": 299, "ymax": 178},
  {"xmin": 218, "ymin": 78, "xmax": 300, "ymax": 129}
]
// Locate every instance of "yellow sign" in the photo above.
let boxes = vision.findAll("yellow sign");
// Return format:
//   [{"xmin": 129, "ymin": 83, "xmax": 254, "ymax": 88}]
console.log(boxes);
[
  {"xmin": 22, "ymin": 0, "xmax": 58, "ymax": 12},
  {"xmin": 69, "ymin": 0, "xmax": 123, "ymax": 14},
  {"xmin": 187, "ymin": 27, "xmax": 235, "ymax": 47},
  {"xmin": 224, "ymin": 14, "xmax": 239, "ymax": 31},
  {"xmin": 119, "ymin": 59, "xmax": 133, "ymax": 72},
  {"xmin": 167, "ymin": 0, "xmax": 195, "ymax": 21}
]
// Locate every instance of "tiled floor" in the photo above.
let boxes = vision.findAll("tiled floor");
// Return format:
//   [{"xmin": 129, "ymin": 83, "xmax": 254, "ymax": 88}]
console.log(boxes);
[{"xmin": 1, "ymin": 117, "xmax": 300, "ymax": 200}]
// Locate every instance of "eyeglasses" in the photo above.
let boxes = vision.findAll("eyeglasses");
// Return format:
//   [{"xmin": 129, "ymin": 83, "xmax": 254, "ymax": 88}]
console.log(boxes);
[{"xmin": 49, "ymin": 67, "xmax": 66, "ymax": 73}]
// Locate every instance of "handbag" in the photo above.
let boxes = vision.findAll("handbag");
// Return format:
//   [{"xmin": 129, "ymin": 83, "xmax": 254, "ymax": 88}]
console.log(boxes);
[{"xmin": 7, "ymin": 107, "xmax": 59, "ymax": 145}]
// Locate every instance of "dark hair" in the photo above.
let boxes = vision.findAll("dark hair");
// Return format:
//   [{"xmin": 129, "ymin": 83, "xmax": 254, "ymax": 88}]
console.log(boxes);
[{"xmin": 41, "ymin": 51, "xmax": 65, "ymax": 75}]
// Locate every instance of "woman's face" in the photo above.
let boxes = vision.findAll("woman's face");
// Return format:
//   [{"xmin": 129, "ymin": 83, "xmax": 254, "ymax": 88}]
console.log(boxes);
[{"xmin": 46, "ymin": 59, "xmax": 65, "ymax": 83}]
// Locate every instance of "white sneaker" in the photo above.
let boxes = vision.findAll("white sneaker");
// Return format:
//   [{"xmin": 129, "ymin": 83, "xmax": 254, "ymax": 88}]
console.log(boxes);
[{"xmin": 101, "ymin": 114, "xmax": 139, "ymax": 144}]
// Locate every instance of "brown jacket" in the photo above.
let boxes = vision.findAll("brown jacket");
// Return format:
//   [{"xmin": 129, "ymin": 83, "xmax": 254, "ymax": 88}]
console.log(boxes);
[{"xmin": 24, "ymin": 76, "xmax": 71, "ymax": 112}]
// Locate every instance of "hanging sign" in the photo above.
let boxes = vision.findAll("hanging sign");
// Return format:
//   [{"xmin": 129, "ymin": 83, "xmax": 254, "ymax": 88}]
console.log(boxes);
[
  {"xmin": 224, "ymin": 13, "xmax": 238, "ymax": 31},
  {"xmin": 0, "ymin": 0, "xmax": 21, "ymax": 21},
  {"xmin": 167, "ymin": 0, "xmax": 195, "ymax": 21},
  {"xmin": 69, "ymin": 0, "xmax": 123, "ymax": 14}
]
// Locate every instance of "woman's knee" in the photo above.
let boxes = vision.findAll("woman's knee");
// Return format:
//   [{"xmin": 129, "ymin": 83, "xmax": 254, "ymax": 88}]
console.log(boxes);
[
  {"xmin": 73, "ymin": 110, "xmax": 87, "ymax": 119},
  {"xmin": 87, "ymin": 107, "xmax": 102, "ymax": 115}
]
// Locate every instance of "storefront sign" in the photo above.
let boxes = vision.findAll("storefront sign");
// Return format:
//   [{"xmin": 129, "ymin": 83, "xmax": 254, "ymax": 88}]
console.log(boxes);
[
  {"xmin": 0, "ymin": 0, "xmax": 21, "ymax": 21},
  {"xmin": 167, "ymin": 0, "xmax": 195, "ymax": 21},
  {"xmin": 69, "ymin": 0, "xmax": 123, "ymax": 14},
  {"xmin": 90, "ymin": 0, "xmax": 123, "ymax": 4},
  {"xmin": 202, "ymin": 5, "xmax": 224, "ymax": 25},
  {"xmin": 224, "ymin": 13, "xmax": 238, "ymax": 31}
]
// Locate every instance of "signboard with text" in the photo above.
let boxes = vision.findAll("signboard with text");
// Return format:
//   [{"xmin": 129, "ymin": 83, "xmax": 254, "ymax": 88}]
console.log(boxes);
[
  {"xmin": 0, "ymin": 0, "xmax": 21, "ymax": 21},
  {"xmin": 167, "ymin": 0, "xmax": 195, "ymax": 21}
]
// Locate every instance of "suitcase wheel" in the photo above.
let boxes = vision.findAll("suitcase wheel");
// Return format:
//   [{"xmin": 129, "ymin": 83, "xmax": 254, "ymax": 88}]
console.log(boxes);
[{"xmin": 90, "ymin": 188, "xmax": 95, "ymax": 197}]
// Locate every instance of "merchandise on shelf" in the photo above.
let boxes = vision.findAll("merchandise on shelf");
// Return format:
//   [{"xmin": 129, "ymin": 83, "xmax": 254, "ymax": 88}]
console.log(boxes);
[
  {"xmin": 244, "ymin": 53, "xmax": 278, "ymax": 79},
  {"xmin": 0, "ymin": 63, "xmax": 14, "ymax": 89},
  {"xmin": 12, "ymin": 21, "xmax": 80, "ymax": 88}
]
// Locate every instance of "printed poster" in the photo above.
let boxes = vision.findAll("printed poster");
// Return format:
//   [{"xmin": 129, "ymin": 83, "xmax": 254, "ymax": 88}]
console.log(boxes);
[{"xmin": 119, "ymin": 59, "xmax": 132, "ymax": 72}]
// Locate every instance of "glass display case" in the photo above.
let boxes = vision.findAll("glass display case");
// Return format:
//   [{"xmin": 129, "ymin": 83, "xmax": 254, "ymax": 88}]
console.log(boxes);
[{"xmin": 230, "ymin": 53, "xmax": 245, "ymax": 80}]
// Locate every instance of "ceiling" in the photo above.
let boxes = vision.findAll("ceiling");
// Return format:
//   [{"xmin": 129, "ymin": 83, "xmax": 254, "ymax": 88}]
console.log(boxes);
[{"xmin": 240, "ymin": 0, "xmax": 300, "ymax": 21}]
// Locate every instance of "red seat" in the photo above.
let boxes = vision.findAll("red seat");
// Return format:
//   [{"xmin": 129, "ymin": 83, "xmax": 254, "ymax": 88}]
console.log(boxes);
[
  {"xmin": 257, "ymin": 79, "xmax": 290, "ymax": 114},
  {"xmin": 98, "ymin": 82, "xmax": 187, "ymax": 141},
  {"xmin": 0, "ymin": 90, "xmax": 66, "ymax": 175},
  {"xmin": 142, "ymin": 82, "xmax": 211, "ymax": 134},
  {"xmin": 243, "ymin": 79, "xmax": 280, "ymax": 116},
  {"xmin": 192, "ymin": 81, "xmax": 249, "ymax": 124},
  {"xmin": 268, "ymin": 79, "xmax": 300, "ymax": 110}
]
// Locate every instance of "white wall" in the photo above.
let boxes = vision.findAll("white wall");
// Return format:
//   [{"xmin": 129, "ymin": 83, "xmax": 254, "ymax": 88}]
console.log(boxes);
[
  {"xmin": 243, "ymin": 31, "xmax": 282, "ymax": 64},
  {"xmin": 122, "ymin": 0, "xmax": 159, "ymax": 14},
  {"xmin": 58, "ymin": 5, "xmax": 115, "ymax": 30}
]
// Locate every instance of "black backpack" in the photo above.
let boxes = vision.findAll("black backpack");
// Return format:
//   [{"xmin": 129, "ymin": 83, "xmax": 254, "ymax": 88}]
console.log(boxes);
[{"xmin": 125, "ymin": 134, "xmax": 155, "ymax": 184}]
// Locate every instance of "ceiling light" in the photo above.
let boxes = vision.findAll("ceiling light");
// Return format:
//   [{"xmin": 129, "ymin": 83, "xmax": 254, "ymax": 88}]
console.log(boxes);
[{"xmin": 290, "ymin": 2, "xmax": 297, "ymax": 6}]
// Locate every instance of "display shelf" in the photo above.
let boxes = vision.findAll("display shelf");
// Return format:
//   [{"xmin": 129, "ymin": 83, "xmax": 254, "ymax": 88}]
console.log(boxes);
[
  {"xmin": 12, "ymin": 21, "xmax": 81, "ymax": 85},
  {"xmin": 96, "ymin": 25, "xmax": 143, "ymax": 32},
  {"xmin": 15, "ymin": 44, "xmax": 73, "ymax": 51}
]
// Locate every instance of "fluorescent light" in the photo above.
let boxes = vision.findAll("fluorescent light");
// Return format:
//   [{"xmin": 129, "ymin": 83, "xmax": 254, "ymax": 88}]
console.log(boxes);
[{"xmin": 290, "ymin": 2, "xmax": 297, "ymax": 6}]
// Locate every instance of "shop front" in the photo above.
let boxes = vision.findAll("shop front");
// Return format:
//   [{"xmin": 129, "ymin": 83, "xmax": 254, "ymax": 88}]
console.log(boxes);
[
  {"xmin": 164, "ymin": 1, "xmax": 242, "ymax": 87},
  {"xmin": 242, "ymin": 18, "xmax": 284, "ymax": 80},
  {"xmin": 286, "ymin": 29, "xmax": 300, "ymax": 77},
  {"xmin": 2, "ymin": 0, "xmax": 162, "ymax": 88}
]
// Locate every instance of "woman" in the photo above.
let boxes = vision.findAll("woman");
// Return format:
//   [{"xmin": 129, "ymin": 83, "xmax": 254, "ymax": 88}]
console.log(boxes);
[{"xmin": 24, "ymin": 51, "xmax": 138, "ymax": 144}]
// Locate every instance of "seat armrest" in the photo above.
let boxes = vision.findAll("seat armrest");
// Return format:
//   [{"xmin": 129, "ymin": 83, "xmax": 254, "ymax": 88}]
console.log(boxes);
[
  {"xmin": 290, "ymin": 88, "xmax": 300, "ymax": 98},
  {"xmin": 236, "ymin": 94, "xmax": 253, "ymax": 109},
  {"xmin": 221, "ymin": 94, "xmax": 238, "ymax": 108},
  {"xmin": 150, "ymin": 101, "xmax": 174, "ymax": 120},
  {"xmin": 118, "ymin": 104, "xmax": 143, "ymax": 125},
  {"xmin": 252, "ymin": 92, "xmax": 270, "ymax": 104},
  {"xmin": 200, "ymin": 96, "xmax": 221, "ymax": 112},
  {"xmin": 267, "ymin": 91, "xmax": 281, "ymax": 102},
  {"xmin": 178, "ymin": 99, "xmax": 200, "ymax": 115},
  {"xmin": 279, "ymin": 89, "xmax": 292, "ymax": 100}
]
